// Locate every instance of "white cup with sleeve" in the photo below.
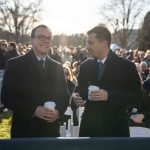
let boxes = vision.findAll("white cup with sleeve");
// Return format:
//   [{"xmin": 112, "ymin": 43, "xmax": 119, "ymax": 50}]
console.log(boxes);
[
  {"xmin": 44, "ymin": 101, "xmax": 56, "ymax": 111},
  {"xmin": 88, "ymin": 85, "xmax": 100, "ymax": 100}
]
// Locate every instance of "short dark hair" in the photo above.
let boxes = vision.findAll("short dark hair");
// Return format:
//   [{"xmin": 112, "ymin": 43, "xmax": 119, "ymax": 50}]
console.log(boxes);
[
  {"xmin": 87, "ymin": 25, "xmax": 111, "ymax": 47},
  {"xmin": 31, "ymin": 24, "xmax": 51, "ymax": 38}
]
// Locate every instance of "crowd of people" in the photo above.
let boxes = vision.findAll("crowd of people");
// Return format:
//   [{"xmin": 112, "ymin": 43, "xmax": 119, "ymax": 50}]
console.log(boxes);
[{"xmin": 0, "ymin": 24, "xmax": 150, "ymax": 138}]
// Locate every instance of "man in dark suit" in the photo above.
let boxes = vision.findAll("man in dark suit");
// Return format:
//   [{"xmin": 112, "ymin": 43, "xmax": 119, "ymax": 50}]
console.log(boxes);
[
  {"xmin": 72, "ymin": 25, "xmax": 143, "ymax": 137},
  {"xmin": 1, "ymin": 25, "xmax": 69, "ymax": 138}
]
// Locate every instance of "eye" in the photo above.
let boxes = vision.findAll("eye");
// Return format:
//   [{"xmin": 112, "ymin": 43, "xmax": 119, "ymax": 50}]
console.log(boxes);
[{"xmin": 35, "ymin": 35, "xmax": 52, "ymax": 41}]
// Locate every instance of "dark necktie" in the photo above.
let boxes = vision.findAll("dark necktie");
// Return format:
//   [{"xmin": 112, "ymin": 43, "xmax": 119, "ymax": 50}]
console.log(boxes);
[
  {"xmin": 98, "ymin": 61, "xmax": 104, "ymax": 80},
  {"xmin": 39, "ymin": 59, "xmax": 45, "ymax": 74}
]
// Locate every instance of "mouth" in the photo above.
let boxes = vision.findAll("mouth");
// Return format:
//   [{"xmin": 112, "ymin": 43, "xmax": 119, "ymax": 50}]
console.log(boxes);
[{"xmin": 40, "ymin": 45, "xmax": 49, "ymax": 49}]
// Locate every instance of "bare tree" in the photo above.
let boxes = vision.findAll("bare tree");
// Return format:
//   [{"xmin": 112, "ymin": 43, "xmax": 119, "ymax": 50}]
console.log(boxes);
[
  {"xmin": 99, "ymin": 0, "xmax": 149, "ymax": 49},
  {"xmin": 0, "ymin": 0, "xmax": 43, "ymax": 43}
]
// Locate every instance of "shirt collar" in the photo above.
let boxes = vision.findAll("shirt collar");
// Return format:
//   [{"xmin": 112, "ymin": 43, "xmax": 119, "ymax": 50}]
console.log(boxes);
[
  {"xmin": 97, "ymin": 56, "xmax": 107, "ymax": 64},
  {"xmin": 36, "ymin": 56, "xmax": 46, "ymax": 62}
]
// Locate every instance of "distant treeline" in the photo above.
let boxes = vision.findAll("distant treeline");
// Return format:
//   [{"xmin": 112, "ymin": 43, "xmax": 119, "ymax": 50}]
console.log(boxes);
[{"xmin": 0, "ymin": 28, "xmax": 86, "ymax": 47}]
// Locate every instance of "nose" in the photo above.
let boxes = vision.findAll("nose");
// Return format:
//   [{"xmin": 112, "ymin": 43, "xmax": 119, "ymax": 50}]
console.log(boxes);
[{"xmin": 43, "ymin": 38, "xmax": 51, "ymax": 43}]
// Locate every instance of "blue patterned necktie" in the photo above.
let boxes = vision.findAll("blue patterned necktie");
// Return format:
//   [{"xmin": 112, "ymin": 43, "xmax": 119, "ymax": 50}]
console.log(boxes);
[{"xmin": 98, "ymin": 61, "xmax": 104, "ymax": 80}]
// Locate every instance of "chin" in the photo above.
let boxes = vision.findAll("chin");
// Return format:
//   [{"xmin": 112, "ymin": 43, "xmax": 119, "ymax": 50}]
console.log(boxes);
[{"xmin": 40, "ymin": 49, "xmax": 49, "ymax": 53}]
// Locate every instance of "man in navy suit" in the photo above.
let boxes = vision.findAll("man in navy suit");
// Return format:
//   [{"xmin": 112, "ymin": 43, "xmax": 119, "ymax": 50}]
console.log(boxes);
[
  {"xmin": 1, "ymin": 25, "xmax": 69, "ymax": 138},
  {"xmin": 72, "ymin": 25, "xmax": 143, "ymax": 137}
]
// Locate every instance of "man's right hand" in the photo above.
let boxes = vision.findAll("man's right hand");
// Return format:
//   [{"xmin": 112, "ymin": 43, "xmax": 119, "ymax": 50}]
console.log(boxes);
[
  {"xmin": 34, "ymin": 106, "xmax": 56, "ymax": 122},
  {"xmin": 72, "ymin": 93, "xmax": 85, "ymax": 107}
]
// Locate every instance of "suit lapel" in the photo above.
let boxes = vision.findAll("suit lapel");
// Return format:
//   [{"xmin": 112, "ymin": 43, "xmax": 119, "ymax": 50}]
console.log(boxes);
[
  {"xmin": 26, "ymin": 50, "xmax": 45, "ymax": 80},
  {"xmin": 88, "ymin": 58, "xmax": 99, "ymax": 85}
]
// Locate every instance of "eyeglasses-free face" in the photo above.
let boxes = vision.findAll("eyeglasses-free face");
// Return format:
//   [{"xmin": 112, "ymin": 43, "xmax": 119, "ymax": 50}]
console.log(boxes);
[{"xmin": 0, "ymin": 43, "xmax": 8, "ymax": 50}]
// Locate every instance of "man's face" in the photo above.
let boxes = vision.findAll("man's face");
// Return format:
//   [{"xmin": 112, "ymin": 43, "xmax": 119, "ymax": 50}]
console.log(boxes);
[
  {"xmin": 86, "ymin": 33, "xmax": 105, "ymax": 59},
  {"xmin": 140, "ymin": 63, "xmax": 148, "ymax": 72},
  {"xmin": 0, "ymin": 42, "xmax": 7, "ymax": 51},
  {"xmin": 31, "ymin": 27, "xmax": 52, "ymax": 55},
  {"xmin": 7, "ymin": 45, "xmax": 13, "ymax": 51}
]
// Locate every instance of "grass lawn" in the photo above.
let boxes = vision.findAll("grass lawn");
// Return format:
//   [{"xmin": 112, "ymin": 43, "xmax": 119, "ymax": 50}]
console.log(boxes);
[{"xmin": 0, "ymin": 110, "xmax": 12, "ymax": 139}]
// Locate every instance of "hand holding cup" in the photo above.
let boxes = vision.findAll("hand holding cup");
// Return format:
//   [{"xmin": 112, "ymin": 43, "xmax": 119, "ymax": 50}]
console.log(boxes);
[{"xmin": 44, "ymin": 101, "xmax": 56, "ymax": 111}]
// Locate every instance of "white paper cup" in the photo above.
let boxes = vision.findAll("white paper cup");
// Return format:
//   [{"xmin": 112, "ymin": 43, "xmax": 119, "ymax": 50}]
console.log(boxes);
[
  {"xmin": 88, "ymin": 85, "xmax": 100, "ymax": 100},
  {"xmin": 44, "ymin": 101, "xmax": 56, "ymax": 111}
]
